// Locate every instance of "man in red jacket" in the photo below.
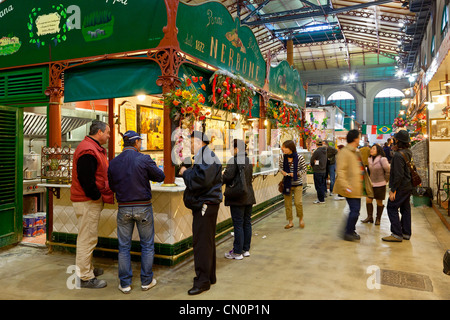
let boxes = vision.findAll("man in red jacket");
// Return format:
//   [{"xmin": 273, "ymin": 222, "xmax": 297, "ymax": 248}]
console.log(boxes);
[{"xmin": 70, "ymin": 120, "xmax": 114, "ymax": 289}]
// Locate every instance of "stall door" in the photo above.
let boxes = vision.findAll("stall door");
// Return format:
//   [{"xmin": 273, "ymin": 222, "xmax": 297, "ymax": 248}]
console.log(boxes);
[{"xmin": 0, "ymin": 105, "xmax": 23, "ymax": 248}]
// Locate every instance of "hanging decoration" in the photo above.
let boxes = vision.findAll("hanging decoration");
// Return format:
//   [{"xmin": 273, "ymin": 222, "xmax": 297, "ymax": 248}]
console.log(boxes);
[
  {"xmin": 162, "ymin": 75, "xmax": 210, "ymax": 165},
  {"xmin": 208, "ymin": 70, "xmax": 255, "ymax": 116},
  {"xmin": 266, "ymin": 100, "xmax": 302, "ymax": 128},
  {"xmin": 392, "ymin": 116, "xmax": 407, "ymax": 131},
  {"xmin": 163, "ymin": 75, "xmax": 209, "ymax": 129}
]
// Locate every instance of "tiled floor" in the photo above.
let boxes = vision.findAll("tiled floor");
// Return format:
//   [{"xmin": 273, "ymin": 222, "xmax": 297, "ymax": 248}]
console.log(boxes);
[{"xmin": 1, "ymin": 191, "xmax": 450, "ymax": 300}]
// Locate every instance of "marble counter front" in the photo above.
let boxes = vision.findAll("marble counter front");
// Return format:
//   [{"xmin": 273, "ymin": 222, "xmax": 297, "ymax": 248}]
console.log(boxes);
[{"xmin": 48, "ymin": 170, "xmax": 283, "ymax": 264}]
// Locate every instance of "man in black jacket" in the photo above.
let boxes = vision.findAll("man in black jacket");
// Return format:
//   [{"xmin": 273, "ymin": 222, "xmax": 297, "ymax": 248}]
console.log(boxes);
[
  {"xmin": 179, "ymin": 131, "xmax": 223, "ymax": 295},
  {"xmin": 382, "ymin": 130, "xmax": 413, "ymax": 242}
]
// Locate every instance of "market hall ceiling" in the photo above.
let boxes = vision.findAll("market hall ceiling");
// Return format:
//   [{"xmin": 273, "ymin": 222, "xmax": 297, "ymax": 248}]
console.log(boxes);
[{"xmin": 182, "ymin": 0, "xmax": 429, "ymax": 85}]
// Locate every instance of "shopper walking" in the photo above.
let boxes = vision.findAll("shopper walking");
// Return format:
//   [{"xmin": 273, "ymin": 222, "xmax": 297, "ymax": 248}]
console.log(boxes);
[
  {"xmin": 70, "ymin": 120, "xmax": 114, "ymax": 288},
  {"xmin": 108, "ymin": 131, "xmax": 165, "ymax": 294},
  {"xmin": 326, "ymin": 141, "xmax": 338, "ymax": 196},
  {"xmin": 310, "ymin": 138, "xmax": 327, "ymax": 204},
  {"xmin": 382, "ymin": 130, "xmax": 413, "ymax": 242},
  {"xmin": 179, "ymin": 131, "xmax": 222, "ymax": 295},
  {"xmin": 333, "ymin": 129, "xmax": 363, "ymax": 241},
  {"xmin": 223, "ymin": 139, "xmax": 256, "ymax": 260},
  {"xmin": 383, "ymin": 138, "xmax": 393, "ymax": 163},
  {"xmin": 279, "ymin": 140, "xmax": 308, "ymax": 229},
  {"xmin": 361, "ymin": 144, "xmax": 390, "ymax": 225}
]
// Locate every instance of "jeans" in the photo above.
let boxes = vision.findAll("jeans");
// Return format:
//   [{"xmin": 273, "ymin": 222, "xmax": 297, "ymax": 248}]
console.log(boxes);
[
  {"xmin": 328, "ymin": 163, "xmax": 336, "ymax": 193},
  {"xmin": 230, "ymin": 205, "xmax": 252, "ymax": 254},
  {"xmin": 387, "ymin": 189, "xmax": 412, "ymax": 239},
  {"xmin": 117, "ymin": 205, "xmax": 155, "ymax": 287},
  {"xmin": 313, "ymin": 172, "xmax": 327, "ymax": 202},
  {"xmin": 345, "ymin": 198, "xmax": 361, "ymax": 235}
]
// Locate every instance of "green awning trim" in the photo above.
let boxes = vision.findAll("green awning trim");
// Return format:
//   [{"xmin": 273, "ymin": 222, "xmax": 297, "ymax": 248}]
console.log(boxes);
[{"xmin": 64, "ymin": 59, "xmax": 162, "ymax": 102}]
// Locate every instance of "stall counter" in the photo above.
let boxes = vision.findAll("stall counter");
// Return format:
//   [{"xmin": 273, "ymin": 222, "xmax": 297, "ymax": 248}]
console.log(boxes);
[{"xmin": 43, "ymin": 170, "xmax": 284, "ymax": 265}]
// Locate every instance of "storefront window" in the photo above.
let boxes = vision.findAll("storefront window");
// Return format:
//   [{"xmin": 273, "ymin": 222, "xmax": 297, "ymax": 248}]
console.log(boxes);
[{"xmin": 373, "ymin": 88, "xmax": 404, "ymax": 126}]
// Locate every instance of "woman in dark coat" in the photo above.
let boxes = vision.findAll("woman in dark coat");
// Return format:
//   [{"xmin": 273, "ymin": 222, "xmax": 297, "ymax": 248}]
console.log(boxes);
[{"xmin": 222, "ymin": 139, "xmax": 256, "ymax": 260}]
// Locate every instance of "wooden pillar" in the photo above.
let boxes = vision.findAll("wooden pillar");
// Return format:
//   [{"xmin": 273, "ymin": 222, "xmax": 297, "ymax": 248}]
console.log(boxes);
[
  {"xmin": 153, "ymin": 0, "xmax": 184, "ymax": 185},
  {"xmin": 46, "ymin": 78, "xmax": 63, "ymax": 148},
  {"xmin": 157, "ymin": 75, "xmax": 180, "ymax": 185},
  {"xmin": 287, "ymin": 39, "xmax": 294, "ymax": 67},
  {"xmin": 44, "ymin": 66, "xmax": 64, "ymax": 245},
  {"xmin": 108, "ymin": 98, "xmax": 115, "ymax": 161}
]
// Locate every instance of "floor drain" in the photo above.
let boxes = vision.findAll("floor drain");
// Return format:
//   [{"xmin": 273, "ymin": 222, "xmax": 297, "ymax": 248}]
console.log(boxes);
[{"xmin": 380, "ymin": 269, "xmax": 433, "ymax": 292}]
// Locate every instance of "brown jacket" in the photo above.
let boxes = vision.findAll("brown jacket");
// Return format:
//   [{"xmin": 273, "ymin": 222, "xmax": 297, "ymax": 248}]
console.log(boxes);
[{"xmin": 333, "ymin": 144, "xmax": 363, "ymax": 198}]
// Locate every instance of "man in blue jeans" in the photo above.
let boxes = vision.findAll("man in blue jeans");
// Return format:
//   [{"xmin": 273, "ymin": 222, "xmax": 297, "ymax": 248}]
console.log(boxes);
[{"xmin": 108, "ymin": 130, "xmax": 165, "ymax": 293}]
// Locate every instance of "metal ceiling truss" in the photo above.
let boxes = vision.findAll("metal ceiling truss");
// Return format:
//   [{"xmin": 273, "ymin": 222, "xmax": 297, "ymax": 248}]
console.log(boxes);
[
  {"xmin": 337, "ymin": 10, "xmax": 414, "ymax": 25},
  {"xmin": 241, "ymin": 0, "xmax": 394, "ymax": 26},
  {"xmin": 341, "ymin": 25, "xmax": 412, "ymax": 42}
]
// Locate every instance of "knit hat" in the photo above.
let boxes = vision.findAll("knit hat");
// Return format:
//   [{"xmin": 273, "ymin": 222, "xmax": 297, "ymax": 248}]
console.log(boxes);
[{"xmin": 394, "ymin": 130, "xmax": 410, "ymax": 143}]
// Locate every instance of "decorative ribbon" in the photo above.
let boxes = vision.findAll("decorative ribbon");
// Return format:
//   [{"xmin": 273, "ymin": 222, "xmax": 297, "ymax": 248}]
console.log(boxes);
[{"xmin": 212, "ymin": 74, "xmax": 217, "ymax": 104}]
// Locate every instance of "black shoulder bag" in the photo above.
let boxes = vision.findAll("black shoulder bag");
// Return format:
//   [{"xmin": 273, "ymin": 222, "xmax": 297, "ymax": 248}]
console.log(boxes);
[{"xmin": 224, "ymin": 158, "xmax": 248, "ymax": 200}]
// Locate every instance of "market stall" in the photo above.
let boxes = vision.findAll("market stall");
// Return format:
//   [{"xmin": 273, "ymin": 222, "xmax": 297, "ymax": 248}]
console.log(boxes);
[{"xmin": 0, "ymin": 1, "xmax": 306, "ymax": 260}]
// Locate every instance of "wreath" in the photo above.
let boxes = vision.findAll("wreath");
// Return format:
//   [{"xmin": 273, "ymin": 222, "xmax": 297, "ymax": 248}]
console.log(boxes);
[{"xmin": 27, "ymin": 4, "xmax": 69, "ymax": 48}]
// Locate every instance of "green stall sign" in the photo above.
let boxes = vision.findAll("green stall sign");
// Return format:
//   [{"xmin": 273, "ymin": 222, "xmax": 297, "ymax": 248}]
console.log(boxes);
[
  {"xmin": 0, "ymin": 0, "xmax": 167, "ymax": 69},
  {"xmin": 177, "ymin": 2, "xmax": 266, "ymax": 89}
]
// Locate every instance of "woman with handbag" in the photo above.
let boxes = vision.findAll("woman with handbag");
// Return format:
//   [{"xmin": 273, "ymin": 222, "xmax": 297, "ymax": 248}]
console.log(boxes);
[
  {"xmin": 278, "ymin": 140, "xmax": 308, "ymax": 229},
  {"xmin": 361, "ymin": 144, "xmax": 390, "ymax": 225},
  {"xmin": 223, "ymin": 139, "xmax": 256, "ymax": 260}
]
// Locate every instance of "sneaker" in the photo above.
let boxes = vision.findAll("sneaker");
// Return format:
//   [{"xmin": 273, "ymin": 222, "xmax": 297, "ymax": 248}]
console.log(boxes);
[
  {"xmin": 225, "ymin": 250, "xmax": 243, "ymax": 260},
  {"xmin": 118, "ymin": 284, "xmax": 131, "ymax": 294},
  {"xmin": 80, "ymin": 277, "xmax": 107, "ymax": 289},
  {"xmin": 243, "ymin": 251, "xmax": 250, "ymax": 257},
  {"xmin": 313, "ymin": 200, "xmax": 325, "ymax": 204},
  {"xmin": 93, "ymin": 267, "xmax": 104, "ymax": 277},
  {"xmin": 334, "ymin": 195, "xmax": 346, "ymax": 200},
  {"xmin": 343, "ymin": 232, "xmax": 361, "ymax": 242},
  {"xmin": 141, "ymin": 278, "xmax": 157, "ymax": 291}
]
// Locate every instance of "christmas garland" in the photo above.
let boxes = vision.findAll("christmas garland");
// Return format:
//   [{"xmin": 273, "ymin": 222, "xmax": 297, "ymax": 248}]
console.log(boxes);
[
  {"xmin": 266, "ymin": 100, "xmax": 302, "ymax": 128},
  {"xmin": 208, "ymin": 70, "xmax": 255, "ymax": 116}
]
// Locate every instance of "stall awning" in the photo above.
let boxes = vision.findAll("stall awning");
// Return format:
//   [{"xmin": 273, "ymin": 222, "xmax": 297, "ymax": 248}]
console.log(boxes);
[{"xmin": 64, "ymin": 59, "xmax": 162, "ymax": 102}]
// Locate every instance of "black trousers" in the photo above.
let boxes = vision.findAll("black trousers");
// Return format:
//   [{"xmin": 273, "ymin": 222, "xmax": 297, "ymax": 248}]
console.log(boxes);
[{"xmin": 192, "ymin": 203, "xmax": 219, "ymax": 289}]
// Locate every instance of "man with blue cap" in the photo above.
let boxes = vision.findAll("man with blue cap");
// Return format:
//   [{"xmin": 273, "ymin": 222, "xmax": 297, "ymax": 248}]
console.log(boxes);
[{"xmin": 108, "ymin": 130, "xmax": 165, "ymax": 293}]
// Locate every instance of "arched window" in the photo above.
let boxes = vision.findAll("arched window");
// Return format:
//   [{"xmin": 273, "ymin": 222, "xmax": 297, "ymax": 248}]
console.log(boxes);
[
  {"xmin": 442, "ymin": 5, "xmax": 449, "ymax": 35},
  {"xmin": 327, "ymin": 91, "xmax": 356, "ymax": 118},
  {"xmin": 373, "ymin": 88, "xmax": 404, "ymax": 126}
]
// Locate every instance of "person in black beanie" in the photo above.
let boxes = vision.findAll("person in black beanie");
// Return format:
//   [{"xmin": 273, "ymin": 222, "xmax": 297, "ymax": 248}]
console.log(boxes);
[
  {"xmin": 382, "ymin": 130, "xmax": 413, "ymax": 242},
  {"xmin": 179, "ymin": 131, "xmax": 222, "ymax": 295}
]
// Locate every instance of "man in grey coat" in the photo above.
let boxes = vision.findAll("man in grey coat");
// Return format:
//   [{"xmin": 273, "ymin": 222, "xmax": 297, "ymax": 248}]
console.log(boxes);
[{"xmin": 310, "ymin": 138, "xmax": 328, "ymax": 204}]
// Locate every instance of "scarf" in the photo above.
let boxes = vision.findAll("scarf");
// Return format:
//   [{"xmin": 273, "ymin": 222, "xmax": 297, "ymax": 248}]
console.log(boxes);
[{"xmin": 282, "ymin": 153, "xmax": 298, "ymax": 195}]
